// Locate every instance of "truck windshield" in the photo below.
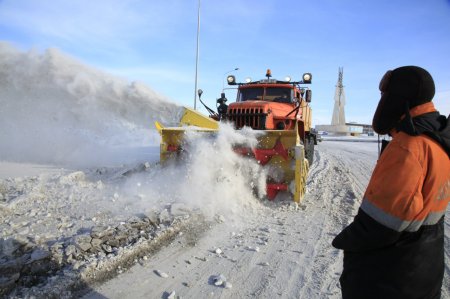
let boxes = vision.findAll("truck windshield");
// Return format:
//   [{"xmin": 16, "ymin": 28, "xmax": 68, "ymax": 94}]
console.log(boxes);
[
  {"xmin": 265, "ymin": 88, "xmax": 293, "ymax": 102},
  {"xmin": 238, "ymin": 88, "xmax": 264, "ymax": 102},
  {"xmin": 238, "ymin": 87, "xmax": 293, "ymax": 102}
]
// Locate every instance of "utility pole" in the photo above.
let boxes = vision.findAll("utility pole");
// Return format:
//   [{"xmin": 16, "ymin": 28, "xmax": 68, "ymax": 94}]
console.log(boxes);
[{"xmin": 193, "ymin": 0, "xmax": 201, "ymax": 110}]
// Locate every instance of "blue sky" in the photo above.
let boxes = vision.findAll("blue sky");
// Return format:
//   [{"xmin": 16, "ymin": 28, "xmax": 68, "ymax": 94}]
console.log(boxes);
[{"xmin": 1, "ymin": 0, "xmax": 449, "ymax": 125}]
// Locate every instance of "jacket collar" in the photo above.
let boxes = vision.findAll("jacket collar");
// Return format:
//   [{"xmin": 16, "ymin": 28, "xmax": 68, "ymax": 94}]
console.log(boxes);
[
  {"xmin": 390, "ymin": 102, "xmax": 437, "ymax": 137},
  {"xmin": 409, "ymin": 102, "xmax": 437, "ymax": 118}
]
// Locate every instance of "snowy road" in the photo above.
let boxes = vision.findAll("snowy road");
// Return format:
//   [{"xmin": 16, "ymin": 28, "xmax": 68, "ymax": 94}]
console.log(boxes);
[
  {"xmin": 84, "ymin": 140, "xmax": 442, "ymax": 299},
  {"xmin": 2, "ymin": 140, "xmax": 449, "ymax": 298}
]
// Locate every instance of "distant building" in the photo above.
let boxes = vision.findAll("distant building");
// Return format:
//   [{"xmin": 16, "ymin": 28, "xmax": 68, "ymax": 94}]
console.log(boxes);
[
  {"xmin": 346, "ymin": 122, "xmax": 375, "ymax": 136},
  {"xmin": 316, "ymin": 122, "xmax": 374, "ymax": 136}
]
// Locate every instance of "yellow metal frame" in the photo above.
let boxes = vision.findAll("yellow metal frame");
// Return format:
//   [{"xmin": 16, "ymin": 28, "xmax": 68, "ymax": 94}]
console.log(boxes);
[
  {"xmin": 300, "ymin": 101, "xmax": 313, "ymax": 132},
  {"xmin": 179, "ymin": 107, "xmax": 219, "ymax": 129}
]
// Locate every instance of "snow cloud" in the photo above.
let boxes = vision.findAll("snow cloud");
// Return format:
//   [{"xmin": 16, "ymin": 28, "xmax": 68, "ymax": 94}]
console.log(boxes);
[
  {"xmin": 0, "ymin": 42, "xmax": 181, "ymax": 167},
  {"xmin": 0, "ymin": 42, "xmax": 268, "ymax": 223},
  {"xmin": 118, "ymin": 123, "xmax": 268, "ymax": 221}
]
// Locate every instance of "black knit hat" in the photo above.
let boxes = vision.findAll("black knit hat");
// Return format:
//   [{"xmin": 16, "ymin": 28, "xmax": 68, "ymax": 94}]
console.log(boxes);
[{"xmin": 372, "ymin": 66, "xmax": 435, "ymax": 134}]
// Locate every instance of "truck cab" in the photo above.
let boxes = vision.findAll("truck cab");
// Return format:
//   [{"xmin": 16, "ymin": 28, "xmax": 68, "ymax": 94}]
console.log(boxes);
[{"xmin": 223, "ymin": 70, "xmax": 316, "ymax": 160}]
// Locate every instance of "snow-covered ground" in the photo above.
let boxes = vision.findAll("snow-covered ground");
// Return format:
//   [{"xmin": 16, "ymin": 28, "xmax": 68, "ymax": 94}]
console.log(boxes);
[
  {"xmin": 1, "ymin": 44, "xmax": 449, "ymax": 298},
  {"xmin": 82, "ymin": 140, "xmax": 378, "ymax": 299},
  {"xmin": 2, "ymin": 141, "xmax": 449, "ymax": 299},
  {"xmin": 80, "ymin": 141, "xmax": 450, "ymax": 299}
]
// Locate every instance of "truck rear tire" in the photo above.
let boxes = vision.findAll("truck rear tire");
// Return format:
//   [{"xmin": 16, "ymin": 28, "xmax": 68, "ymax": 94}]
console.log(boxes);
[{"xmin": 305, "ymin": 136, "xmax": 314, "ymax": 166}]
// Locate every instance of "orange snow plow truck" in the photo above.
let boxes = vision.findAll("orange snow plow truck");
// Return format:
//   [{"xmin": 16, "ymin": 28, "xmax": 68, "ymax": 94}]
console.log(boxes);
[{"xmin": 155, "ymin": 69, "xmax": 316, "ymax": 203}]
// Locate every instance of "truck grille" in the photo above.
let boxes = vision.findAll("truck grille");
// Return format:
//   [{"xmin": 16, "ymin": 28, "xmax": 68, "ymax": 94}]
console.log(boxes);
[{"xmin": 226, "ymin": 107, "xmax": 267, "ymax": 130}]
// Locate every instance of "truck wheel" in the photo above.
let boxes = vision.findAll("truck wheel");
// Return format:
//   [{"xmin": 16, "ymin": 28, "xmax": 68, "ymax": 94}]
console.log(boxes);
[{"xmin": 305, "ymin": 136, "xmax": 314, "ymax": 166}]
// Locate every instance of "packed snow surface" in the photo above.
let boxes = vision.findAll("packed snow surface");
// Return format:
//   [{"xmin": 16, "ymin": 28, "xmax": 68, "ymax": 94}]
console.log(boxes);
[{"xmin": 0, "ymin": 44, "xmax": 448, "ymax": 298}]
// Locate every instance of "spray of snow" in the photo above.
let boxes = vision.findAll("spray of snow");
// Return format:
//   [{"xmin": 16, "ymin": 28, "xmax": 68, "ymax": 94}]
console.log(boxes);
[
  {"xmin": 0, "ymin": 42, "xmax": 182, "ymax": 167},
  {"xmin": 114, "ymin": 123, "xmax": 268, "ymax": 221},
  {"xmin": 0, "ymin": 42, "xmax": 268, "ymax": 223}
]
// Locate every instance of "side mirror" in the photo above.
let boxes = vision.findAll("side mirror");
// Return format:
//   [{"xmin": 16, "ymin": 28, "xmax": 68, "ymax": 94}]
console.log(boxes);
[
  {"xmin": 305, "ymin": 89, "xmax": 312, "ymax": 102},
  {"xmin": 198, "ymin": 89, "xmax": 203, "ymax": 99}
]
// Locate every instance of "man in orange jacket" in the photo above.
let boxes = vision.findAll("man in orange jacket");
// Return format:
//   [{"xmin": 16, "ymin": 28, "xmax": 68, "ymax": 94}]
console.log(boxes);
[{"xmin": 332, "ymin": 66, "xmax": 450, "ymax": 299}]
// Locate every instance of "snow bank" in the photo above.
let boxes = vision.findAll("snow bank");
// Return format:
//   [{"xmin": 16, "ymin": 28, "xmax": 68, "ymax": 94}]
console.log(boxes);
[{"xmin": 0, "ymin": 42, "xmax": 182, "ymax": 167}]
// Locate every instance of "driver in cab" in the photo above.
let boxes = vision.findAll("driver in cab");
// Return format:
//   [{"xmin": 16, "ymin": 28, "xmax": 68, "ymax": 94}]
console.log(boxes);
[{"xmin": 274, "ymin": 92, "xmax": 291, "ymax": 103}]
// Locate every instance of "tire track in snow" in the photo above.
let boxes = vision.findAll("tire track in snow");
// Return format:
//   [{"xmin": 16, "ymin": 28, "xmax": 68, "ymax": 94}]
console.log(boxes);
[
  {"xmin": 296, "ymin": 142, "xmax": 377, "ymax": 298},
  {"xmin": 223, "ymin": 142, "xmax": 378, "ymax": 298},
  {"xmin": 443, "ymin": 212, "xmax": 450, "ymax": 298}
]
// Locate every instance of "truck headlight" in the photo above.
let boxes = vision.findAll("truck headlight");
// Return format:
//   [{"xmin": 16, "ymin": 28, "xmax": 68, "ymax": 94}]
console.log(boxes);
[
  {"xmin": 302, "ymin": 73, "xmax": 312, "ymax": 83},
  {"xmin": 227, "ymin": 75, "xmax": 236, "ymax": 85}
]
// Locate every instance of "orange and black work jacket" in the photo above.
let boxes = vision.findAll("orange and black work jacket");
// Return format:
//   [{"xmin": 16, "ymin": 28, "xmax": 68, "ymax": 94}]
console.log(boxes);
[{"xmin": 333, "ymin": 102, "xmax": 450, "ymax": 299}]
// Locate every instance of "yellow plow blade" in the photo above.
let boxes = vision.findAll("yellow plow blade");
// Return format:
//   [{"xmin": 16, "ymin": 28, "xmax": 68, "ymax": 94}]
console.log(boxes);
[
  {"xmin": 155, "ymin": 107, "xmax": 218, "ymax": 162},
  {"xmin": 179, "ymin": 107, "xmax": 219, "ymax": 129}
]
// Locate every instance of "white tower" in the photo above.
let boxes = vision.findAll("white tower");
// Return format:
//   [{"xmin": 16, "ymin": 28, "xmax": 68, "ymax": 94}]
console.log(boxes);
[{"xmin": 331, "ymin": 67, "xmax": 346, "ymax": 126}]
